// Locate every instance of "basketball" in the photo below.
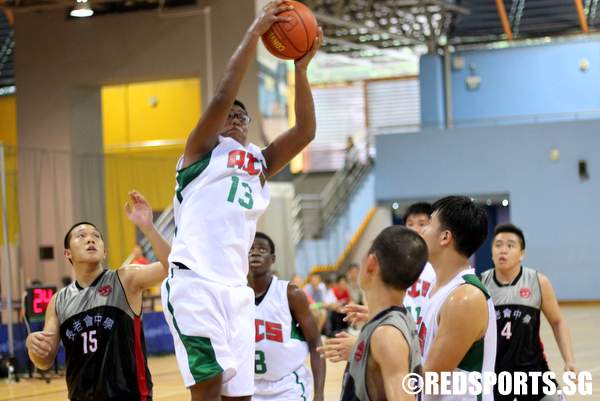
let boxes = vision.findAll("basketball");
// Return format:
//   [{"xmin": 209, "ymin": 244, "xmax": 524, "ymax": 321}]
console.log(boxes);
[{"xmin": 261, "ymin": 0, "xmax": 318, "ymax": 60}]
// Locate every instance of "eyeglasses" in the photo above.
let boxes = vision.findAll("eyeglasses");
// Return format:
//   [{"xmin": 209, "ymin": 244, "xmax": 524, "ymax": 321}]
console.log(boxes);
[
  {"xmin": 249, "ymin": 246, "xmax": 270, "ymax": 255},
  {"xmin": 227, "ymin": 111, "xmax": 251, "ymax": 125}
]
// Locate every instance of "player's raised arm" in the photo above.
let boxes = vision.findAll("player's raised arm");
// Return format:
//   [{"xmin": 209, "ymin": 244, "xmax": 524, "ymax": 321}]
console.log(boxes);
[
  {"xmin": 26, "ymin": 294, "xmax": 60, "ymax": 370},
  {"xmin": 423, "ymin": 285, "xmax": 489, "ymax": 373},
  {"xmin": 183, "ymin": 0, "xmax": 292, "ymax": 168},
  {"xmin": 371, "ymin": 325, "xmax": 416, "ymax": 401},
  {"xmin": 262, "ymin": 28, "xmax": 322, "ymax": 178},
  {"xmin": 288, "ymin": 282, "xmax": 326, "ymax": 401}
]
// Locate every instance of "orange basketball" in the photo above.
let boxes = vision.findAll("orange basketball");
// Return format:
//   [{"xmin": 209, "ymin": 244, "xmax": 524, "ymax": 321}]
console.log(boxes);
[{"xmin": 261, "ymin": 1, "xmax": 318, "ymax": 60}]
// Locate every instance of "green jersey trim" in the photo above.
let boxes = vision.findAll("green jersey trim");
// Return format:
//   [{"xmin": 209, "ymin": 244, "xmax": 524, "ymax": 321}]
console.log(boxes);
[
  {"xmin": 175, "ymin": 151, "xmax": 212, "ymax": 202},
  {"xmin": 458, "ymin": 337, "xmax": 484, "ymax": 372},
  {"xmin": 462, "ymin": 274, "xmax": 491, "ymax": 300},
  {"xmin": 165, "ymin": 278, "xmax": 223, "ymax": 382}
]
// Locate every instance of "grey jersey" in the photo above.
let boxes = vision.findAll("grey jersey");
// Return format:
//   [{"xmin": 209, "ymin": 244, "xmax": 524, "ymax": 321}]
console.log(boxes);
[
  {"xmin": 340, "ymin": 306, "xmax": 422, "ymax": 401},
  {"xmin": 480, "ymin": 267, "xmax": 547, "ymax": 371},
  {"xmin": 56, "ymin": 269, "xmax": 152, "ymax": 401}
]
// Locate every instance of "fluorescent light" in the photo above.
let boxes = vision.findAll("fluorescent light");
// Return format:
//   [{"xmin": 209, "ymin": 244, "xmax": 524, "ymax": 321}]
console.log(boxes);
[{"xmin": 71, "ymin": 0, "xmax": 93, "ymax": 17}]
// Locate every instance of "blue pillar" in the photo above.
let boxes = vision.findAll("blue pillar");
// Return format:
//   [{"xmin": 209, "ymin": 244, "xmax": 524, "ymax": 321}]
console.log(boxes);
[{"xmin": 419, "ymin": 54, "xmax": 446, "ymax": 129}]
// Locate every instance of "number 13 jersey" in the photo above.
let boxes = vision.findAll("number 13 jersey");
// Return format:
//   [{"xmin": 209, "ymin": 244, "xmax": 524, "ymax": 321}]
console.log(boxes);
[{"xmin": 169, "ymin": 136, "xmax": 271, "ymax": 286}]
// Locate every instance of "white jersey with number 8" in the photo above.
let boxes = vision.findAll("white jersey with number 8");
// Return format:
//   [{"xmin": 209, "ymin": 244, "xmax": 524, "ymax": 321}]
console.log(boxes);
[{"xmin": 169, "ymin": 136, "xmax": 271, "ymax": 287}]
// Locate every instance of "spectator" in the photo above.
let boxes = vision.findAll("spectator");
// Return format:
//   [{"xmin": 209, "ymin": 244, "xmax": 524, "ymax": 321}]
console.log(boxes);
[
  {"xmin": 328, "ymin": 275, "xmax": 350, "ymax": 335},
  {"xmin": 304, "ymin": 273, "xmax": 328, "ymax": 333},
  {"xmin": 131, "ymin": 244, "xmax": 150, "ymax": 265},
  {"xmin": 346, "ymin": 263, "xmax": 363, "ymax": 305}
]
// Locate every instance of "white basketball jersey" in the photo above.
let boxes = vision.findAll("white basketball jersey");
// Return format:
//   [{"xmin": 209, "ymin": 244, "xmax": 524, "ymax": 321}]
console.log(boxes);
[
  {"xmin": 255, "ymin": 276, "xmax": 309, "ymax": 382},
  {"xmin": 404, "ymin": 262, "xmax": 436, "ymax": 325},
  {"xmin": 169, "ymin": 136, "xmax": 270, "ymax": 286},
  {"xmin": 420, "ymin": 268, "xmax": 497, "ymax": 401}
]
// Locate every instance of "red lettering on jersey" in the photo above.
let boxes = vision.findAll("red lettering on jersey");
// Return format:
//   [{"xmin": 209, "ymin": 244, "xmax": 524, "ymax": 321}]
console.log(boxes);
[
  {"xmin": 227, "ymin": 150, "xmax": 262, "ymax": 176},
  {"xmin": 245, "ymin": 153, "xmax": 261, "ymax": 176},
  {"xmin": 354, "ymin": 340, "xmax": 366, "ymax": 362},
  {"xmin": 407, "ymin": 281, "xmax": 420, "ymax": 298},
  {"xmin": 255, "ymin": 319, "xmax": 265, "ymax": 342},
  {"xmin": 265, "ymin": 322, "xmax": 283, "ymax": 343},
  {"xmin": 255, "ymin": 320, "xmax": 283, "ymax": 343},
  {"xmin": 418, "ymin": 323, "xmax": 427, "ymax": 354},
  {"xmin": 421, "ymin": 281, "xmax": 431, "ymax": 297},
  {"xmin": 227, "ymin": 150, "xmax": 246, "ymax": 169}
]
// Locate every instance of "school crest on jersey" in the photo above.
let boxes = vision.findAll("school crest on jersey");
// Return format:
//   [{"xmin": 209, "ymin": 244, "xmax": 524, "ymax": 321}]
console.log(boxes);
[
  {"xmin": 520, "ymin": 287, "xmax": 532, "ymax": 298},
  {"xmin": 354, "ymin": 340, "xmax": 366, "ymax": 362},
  {"xmin": 97, "ymin": 285, "xmax": 112, "ymax": 297}
]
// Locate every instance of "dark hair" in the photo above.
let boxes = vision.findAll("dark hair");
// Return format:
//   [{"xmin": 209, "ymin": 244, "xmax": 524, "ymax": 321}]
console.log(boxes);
[
  {"xmin": 64, "ymin": 221, "xmax": 101, "ymax": 249},
  {"xmin": 347, "ymin": 262, "xmax": 359, "ymax": 270},
  {"xmin": 431, "ymin": 196, "xmax": 488, "ymax": 258},
  {"xmin": 494, "ymin": 223, "xmax": 526, "ymax": 250},
  {"xmin": 254, "ymin": 232, "xmax": 275, "ymax": 255},
  {"xmin": 368, "ymin": 226, "xmax": 428, "ymax": 290},
  {"xmin": 336, "ymin": 274, "xmax": 347, "ymax": 283},
  {"xmin": 403, "ymin": 202, "xmax": 432, "ymax": 223},
  {"xmin": 233, "ymin": 99, "xmax": 248, "ymax": 114}
]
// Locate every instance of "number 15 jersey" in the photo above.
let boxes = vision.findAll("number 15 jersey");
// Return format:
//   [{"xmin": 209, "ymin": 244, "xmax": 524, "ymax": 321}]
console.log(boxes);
[{"xmin": 169, "ymin": 136, "xmax": 271, "ymax": 286}]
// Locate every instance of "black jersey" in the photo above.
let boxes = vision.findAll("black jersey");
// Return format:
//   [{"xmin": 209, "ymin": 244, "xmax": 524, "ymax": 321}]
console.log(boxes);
[
  {"xmin": 55, "ymin": 269, "xmax": 152, "ymax": 401},
  {"xmin": 480, "ymin": 267, "xmax": 547, "ymax": 372}
]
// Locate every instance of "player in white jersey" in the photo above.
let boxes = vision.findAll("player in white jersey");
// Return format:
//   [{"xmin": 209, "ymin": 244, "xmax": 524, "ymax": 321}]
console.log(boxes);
[
  {"xmin": 403, "ymin": 202, "xmax": 437, "ymax": 326},
  {"xmin": 318, "ymin": 201, "xmax": 437, "ymax": 362},
  {"xmin": 249, "ymin": 232, "xmax": 325, "ymax": 401},
  {"xmin": 419, "ymin": 196, "xmax": 497, "ymax": 401},
  {"xmin": 161, "ymin": 2, "xmax": 323, "ymax": 400}
]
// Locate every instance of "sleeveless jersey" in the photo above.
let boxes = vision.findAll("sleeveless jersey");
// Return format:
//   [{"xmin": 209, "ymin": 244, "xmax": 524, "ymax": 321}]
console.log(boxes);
[
  {"xmin": 55, "ymin": 269, "xmax": 152, "ymax": 401},
  {"xmin": 254, "ymin": 276, "xmax": 309, "ymax": 381},
  {"xmin": 419, "ymin": 268, "xmax": 497, "ymax": 401},
  {"xmin": 480, "ymin": 266, "xmax": 547, "ymax": 372},
  {"xmin": 340, "ymin": 306, "xmax": 422, "ymax": 401},
  {"xmin": 169, "ymin": 136, "xmax": 270, "ymax": 286},
  {"xmin": 404, "ymin": 262, "xmax": 436, "ymax": 325}
]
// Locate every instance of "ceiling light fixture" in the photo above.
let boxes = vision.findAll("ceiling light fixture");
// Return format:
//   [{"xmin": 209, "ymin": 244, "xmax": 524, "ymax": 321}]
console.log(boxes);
[{"xmin": 70, "ymin": 0, "xmax": 94, "ymax": 18}]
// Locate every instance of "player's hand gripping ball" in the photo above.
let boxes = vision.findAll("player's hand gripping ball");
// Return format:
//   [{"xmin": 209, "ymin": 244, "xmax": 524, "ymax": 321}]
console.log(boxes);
[{"xmin": 261, "ymin": 0, "xmax": 318, "ymax": 60}]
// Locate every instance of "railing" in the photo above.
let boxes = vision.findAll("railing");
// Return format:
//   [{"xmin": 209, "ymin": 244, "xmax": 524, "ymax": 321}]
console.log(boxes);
[{"xmin": 293, "ymin": 151, "xmax": 373, "ymax": 241}]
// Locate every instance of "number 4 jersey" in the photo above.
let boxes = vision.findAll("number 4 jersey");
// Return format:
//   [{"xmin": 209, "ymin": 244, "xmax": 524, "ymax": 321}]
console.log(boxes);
[
  {"xmin": 56, "ymin": 269, "xmax": 152, "ymax": 401},
  {"xmin": 480, "ymin": 266, "xmax": 548, "ymax": 372},
  {"xmin": 169, "ymin": 136, "xmax": 270, "ymax": 286}
]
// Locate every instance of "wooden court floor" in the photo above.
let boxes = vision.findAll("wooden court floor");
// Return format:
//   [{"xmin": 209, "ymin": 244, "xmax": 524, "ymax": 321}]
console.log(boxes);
[{"xmin": 2, "ymin": 305, "xmax": 598, "ymax": 401}]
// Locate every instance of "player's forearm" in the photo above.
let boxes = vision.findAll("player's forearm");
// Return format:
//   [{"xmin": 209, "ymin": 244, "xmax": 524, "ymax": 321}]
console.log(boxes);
[
  {"xmin": 292, "ymin": 68, "xmax": 316, "ymax": 142},
  {"xmin": 140, "ymin": 224, "xmax": 171, "ymax": 269},
  {"xmin": 309, "ymin": 348, "xmax": 326, "ymax": 399},
  {"xmin": 552, "ymin": 319, "xmax": 576, "ymax": 365}
]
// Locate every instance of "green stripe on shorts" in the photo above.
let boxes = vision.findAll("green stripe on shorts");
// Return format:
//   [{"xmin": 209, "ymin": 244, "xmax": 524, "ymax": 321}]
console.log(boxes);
[
  {"xmin": 293, "ymin": 370, "xmax": 306, "ymax": 401},
  {"xmin": 166, "ymin": 278, "xmax": 223, "ymax": 383}
]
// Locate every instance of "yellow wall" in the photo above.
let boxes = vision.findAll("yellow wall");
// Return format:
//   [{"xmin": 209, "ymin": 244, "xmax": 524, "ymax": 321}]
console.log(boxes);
[
  {"xmin": 101, "ymin": 78, "xmax": 201, "ymax": 267},
  {"xmin": 0, "ymin": 95, "xmax": 19, "ymax": 244}
]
